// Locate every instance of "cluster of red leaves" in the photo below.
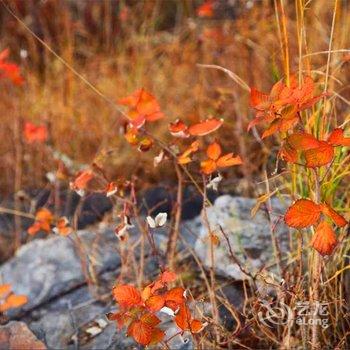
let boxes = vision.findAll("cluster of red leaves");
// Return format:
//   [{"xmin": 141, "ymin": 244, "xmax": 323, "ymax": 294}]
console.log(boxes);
[
  {"xmin": 23, "ymin": 122, "xmax": 48, "ymax": 144},
  {"xmin": 0, "ymin": 49, "xmax": 24, "ymax": 86},
  {"xmin": 28, "ymin": 208, "xmax": 72, "ymax": 236},
  {"xmin": 109, "ymin": 271, "xmax": 204, "ymax": 346},
  {"xmin": 0, "ymin": 284, "xmax": 27, "ymax": 313},
  {"xmin": 284, "ymin": 199, "xmax": 347, "ymax": 255},
  {"xmin": 119, "ymin": 88, "xmax": 242, "ymax": 176},
  {"xmin": 280, "ymin": 129, "xmax": 350, "ymax": 168},
  {"xmin": 249, "ymin": 75, "xmax": 349, "ymax": 256},
  {"xmin": 119, "ymin": 89, "xmax": 163, "ymax": 152},
  {"xmin": 249, "ymin": 76, "xmax": 325, "ymax": 139}
]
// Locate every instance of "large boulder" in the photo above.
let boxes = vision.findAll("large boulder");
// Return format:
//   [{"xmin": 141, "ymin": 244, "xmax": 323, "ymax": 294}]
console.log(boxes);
[{"xmin": 194, "ymin": 195, "xmax": 289, "ymax": 280}]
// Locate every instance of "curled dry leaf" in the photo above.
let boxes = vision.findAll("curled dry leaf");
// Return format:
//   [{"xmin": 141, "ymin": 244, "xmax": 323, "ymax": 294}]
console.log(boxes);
[
  {"xmin": 168, "ymin": 119, "xmax": 189, "ymax": 138},
  {"xmin": 146, "ymin": 212, "xmax": 167, "ymax": 228}
]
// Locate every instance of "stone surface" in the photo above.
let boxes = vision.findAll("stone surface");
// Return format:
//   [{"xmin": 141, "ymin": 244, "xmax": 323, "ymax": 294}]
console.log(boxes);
[
  {"xmin": 0, "ymin": 321, "xmax": 46, "ymax": 350},
  {"xmin": 0, "ymin": 226, "xmax": 121, "ymax": 317},
  {"xmin": 194, "ymin": 195, "xmax": 289, "ymax": 280}
]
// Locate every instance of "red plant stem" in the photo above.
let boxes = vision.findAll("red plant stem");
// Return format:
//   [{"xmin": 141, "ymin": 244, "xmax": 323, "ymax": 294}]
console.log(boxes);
[{"xmin": 167, "ymin": 162, "xmax": 183, "ymax": 269}]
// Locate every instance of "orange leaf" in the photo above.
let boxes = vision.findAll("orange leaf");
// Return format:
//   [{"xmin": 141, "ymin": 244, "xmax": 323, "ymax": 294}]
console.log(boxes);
[
  {"xmin": 287, "ymin": 133, "xmax": 321, "ymax": 150},
  {"xmin": 0, "ymin": 284, "xmax": 11, "ymax": 298},
  {"xmin": 190, "ymin": 319, "xmax": 204, "ymax": 333},
  {"xmin": 53, "ymin": 217, "xmax": 72, "ymax": 236},
  {"xmin": 327, "ymin": 128, "xmax": 350, "ymax": 147},
  {"xmin": 113, "ymin": 285, "xmax": 142, "ymax": 308},
  {"xmin": 165, "ymin": 287, "xmax": 185, "ymax": 306},
  {"xmin": 200, "ymin": 159, "xmax": 217, "ymax": 175},
  {"xmin": 311, "ymin": 221, "xmax": 337, "ymax": 256},
  {"xmin": 0, "ymin": 294, "xmax": 28, "ymax": 312},
  {"xmin": 119, "ymin": 89, "xmax": 164, "ymax": 123},
  {"xmin": 197, "ymin": 1, "xmax": 214, "ymax": 17},
  {"xmin": 145, "ymin": 295, "xmax": 165, "ymax": 312},
  {"xmin": 160, "ymin": 270, "xmax": 177, "ymax": 283},
  {"xmin": 127, "ymin": 320, "xmax": 152, "ymax": 346},
  {"xmin": 168, "ymin": 119, "xmax": 189, "ymax": 138},
  {"xmin": 177, "ymin": 140, "xmax": 200, "ymax": 165},
  {"xmin": 320, "ymin": 203, "xmax": 347, "ymax": 228},
  {"xmin": 216, "ymin": 153, "xmax": 243, "ymax": 168},
  {"xmin": 206, "ymin": 141, "xmax": 222, "ymax": 160},
  {"xmin": 250, "ymin": 88, "xmax": 270, "ymax": 110},
  {"xmin": 174, "ymin": 304, "xmax": 192, "ymax": 331},
  {"xmin": 279, "ymin": 144, "xmax": 298, "ymax": 163},
  {"xmin": 71, "ymin": 170, "xmax": 94, "ymax": 191},
  {"xmin": 149, "ymin": 327, "xmax": 165, "ymax": 345},
  {"xmin": 140, "ymin": 313, "xmax": 161, "ymax": 327},
  {"xmin": 284, "ymin": 199, "xmax": 321, "ymax": 228},
  {"xmin": 304, "ymin": 141, "xmax": 334, "ymax": 168},
  {"xmin": 188, "ymin": 117, "xmax": 223, "ymax": 136},
  {"xmin": 24, "ymin": 122, "xmax": 48, "ymax": 144}
]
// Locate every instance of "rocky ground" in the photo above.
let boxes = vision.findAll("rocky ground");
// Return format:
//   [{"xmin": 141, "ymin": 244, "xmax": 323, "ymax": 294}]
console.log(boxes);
[{"xmin": 0, "ymin": 193, "xmax": 289, "ymax": 349}]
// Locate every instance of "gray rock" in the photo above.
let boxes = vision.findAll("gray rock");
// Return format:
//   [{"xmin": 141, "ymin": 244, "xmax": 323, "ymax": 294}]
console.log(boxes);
[
  {"xmin": 194, "ymin": 195, "xmax": 289, "ymax": 280},
  {"xmin": 0, "ymin": 226, "xmax": 121, "ymax": 316}
]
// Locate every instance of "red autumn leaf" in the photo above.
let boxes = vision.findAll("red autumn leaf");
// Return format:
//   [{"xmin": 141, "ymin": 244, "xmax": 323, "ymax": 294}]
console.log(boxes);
[
  {"xmin": 206, "ymin": 141, "xmax": 221, "ymax": 160},
  {"xmin": 140, "ymin": 313, "xmax": 161, "ymax": 327},
  {"xmin": 70, "ymin": 170, "xmax": 94, "ymax": 194},
  {"xmin": 107, "ymin": 311, "xmax": 130, "ymax": 330},
  {"xmin": 327, "ymin": 128, "xmax": 350, "ymax": 147},
  {"xmin": 188, "ymin": 117, "xmax": 223, "ymax": 136},
  {"xmin": 0, "ymin": 49, "xmax": 24, "ymax": 86},
  {"xmin": 190, "ymin": 319, "xmax": 204, "ymax": 333},
  {"xmin": 168, "ymin": 119, "xmax": 189, "ymax": 138},
  {"xmin": 127, "ymin": 320, "xmax": 152, "ymax": 346},
  {"xmin": 320, "ymin": 203, "xmax": 347, "ymax": 228},
  {"xmin": 0, "ymin": 293, "xmax": 28, "ymax": 312},
  {"xmin": 311, "ymin": 221, "xmax": 337, "ymax": 256},
  {"xmin": 165, "ymin": 287, "xmax": 185, "ymax": 306},
  {"xmin": 28, "ymin": 208, "xmax": 53, "ymax": 235},
  {"xmin": 287, "ymin": 132, "xmax": 321, "ymax": 150},
  {"xmin": 0, "ymin": 284, "xmax": 11, "ymax": 298},
  {"xmin": 24, "ymin": 122, "xmax": 48, "ymax": 144},
  {"xmin": 145, "ymin": 295, "xmax": 165, "ymax": 312},
  {"xmin": 197, "ymin": 1, "xmax": 214, "ymax": 17},
  {"xmin": 261, "ymin": 108, "xmax": 298, "ymax": 139},
  {"xmin": 149, "ymin": 327, "xmax": 165, "ymax": 345},
  {"xmin": 304, "ymin": 141, "xmax": 334, "ymax": 168},
  {"xmin": 177, "ymin": 140, "xmax": 200, "ymax": 165},
  {"xmin": 119, "ymin": 89, "xmax": 164, "ymax": 126},
  {"xmin": 201, "ymin": 141, "xmax": 242, "ymax": 174},
  {"xmin": 250, "ymin": 88, "xmax": 270, "ymax": 111},
  {"xmin": 174, "ymin": 304, "xmax": 192, "ymax": 331},
  {"xmin": 160, "ymin": 270, "xmax": 177, "ymax": 284},
  {"xmin": 284, "ymin": 199, "xmax": 321, "ymax": 228},
  {"xmin": 216, "ymin": 153, "xmax": 243, "ymax": 168},
  {"xmin": 279, "ymin": 144, "xmax": 298, "ymax": 163},
  {"xmin": 113, "ymin": 285, "xmax": 142, "ymax": 308}
]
